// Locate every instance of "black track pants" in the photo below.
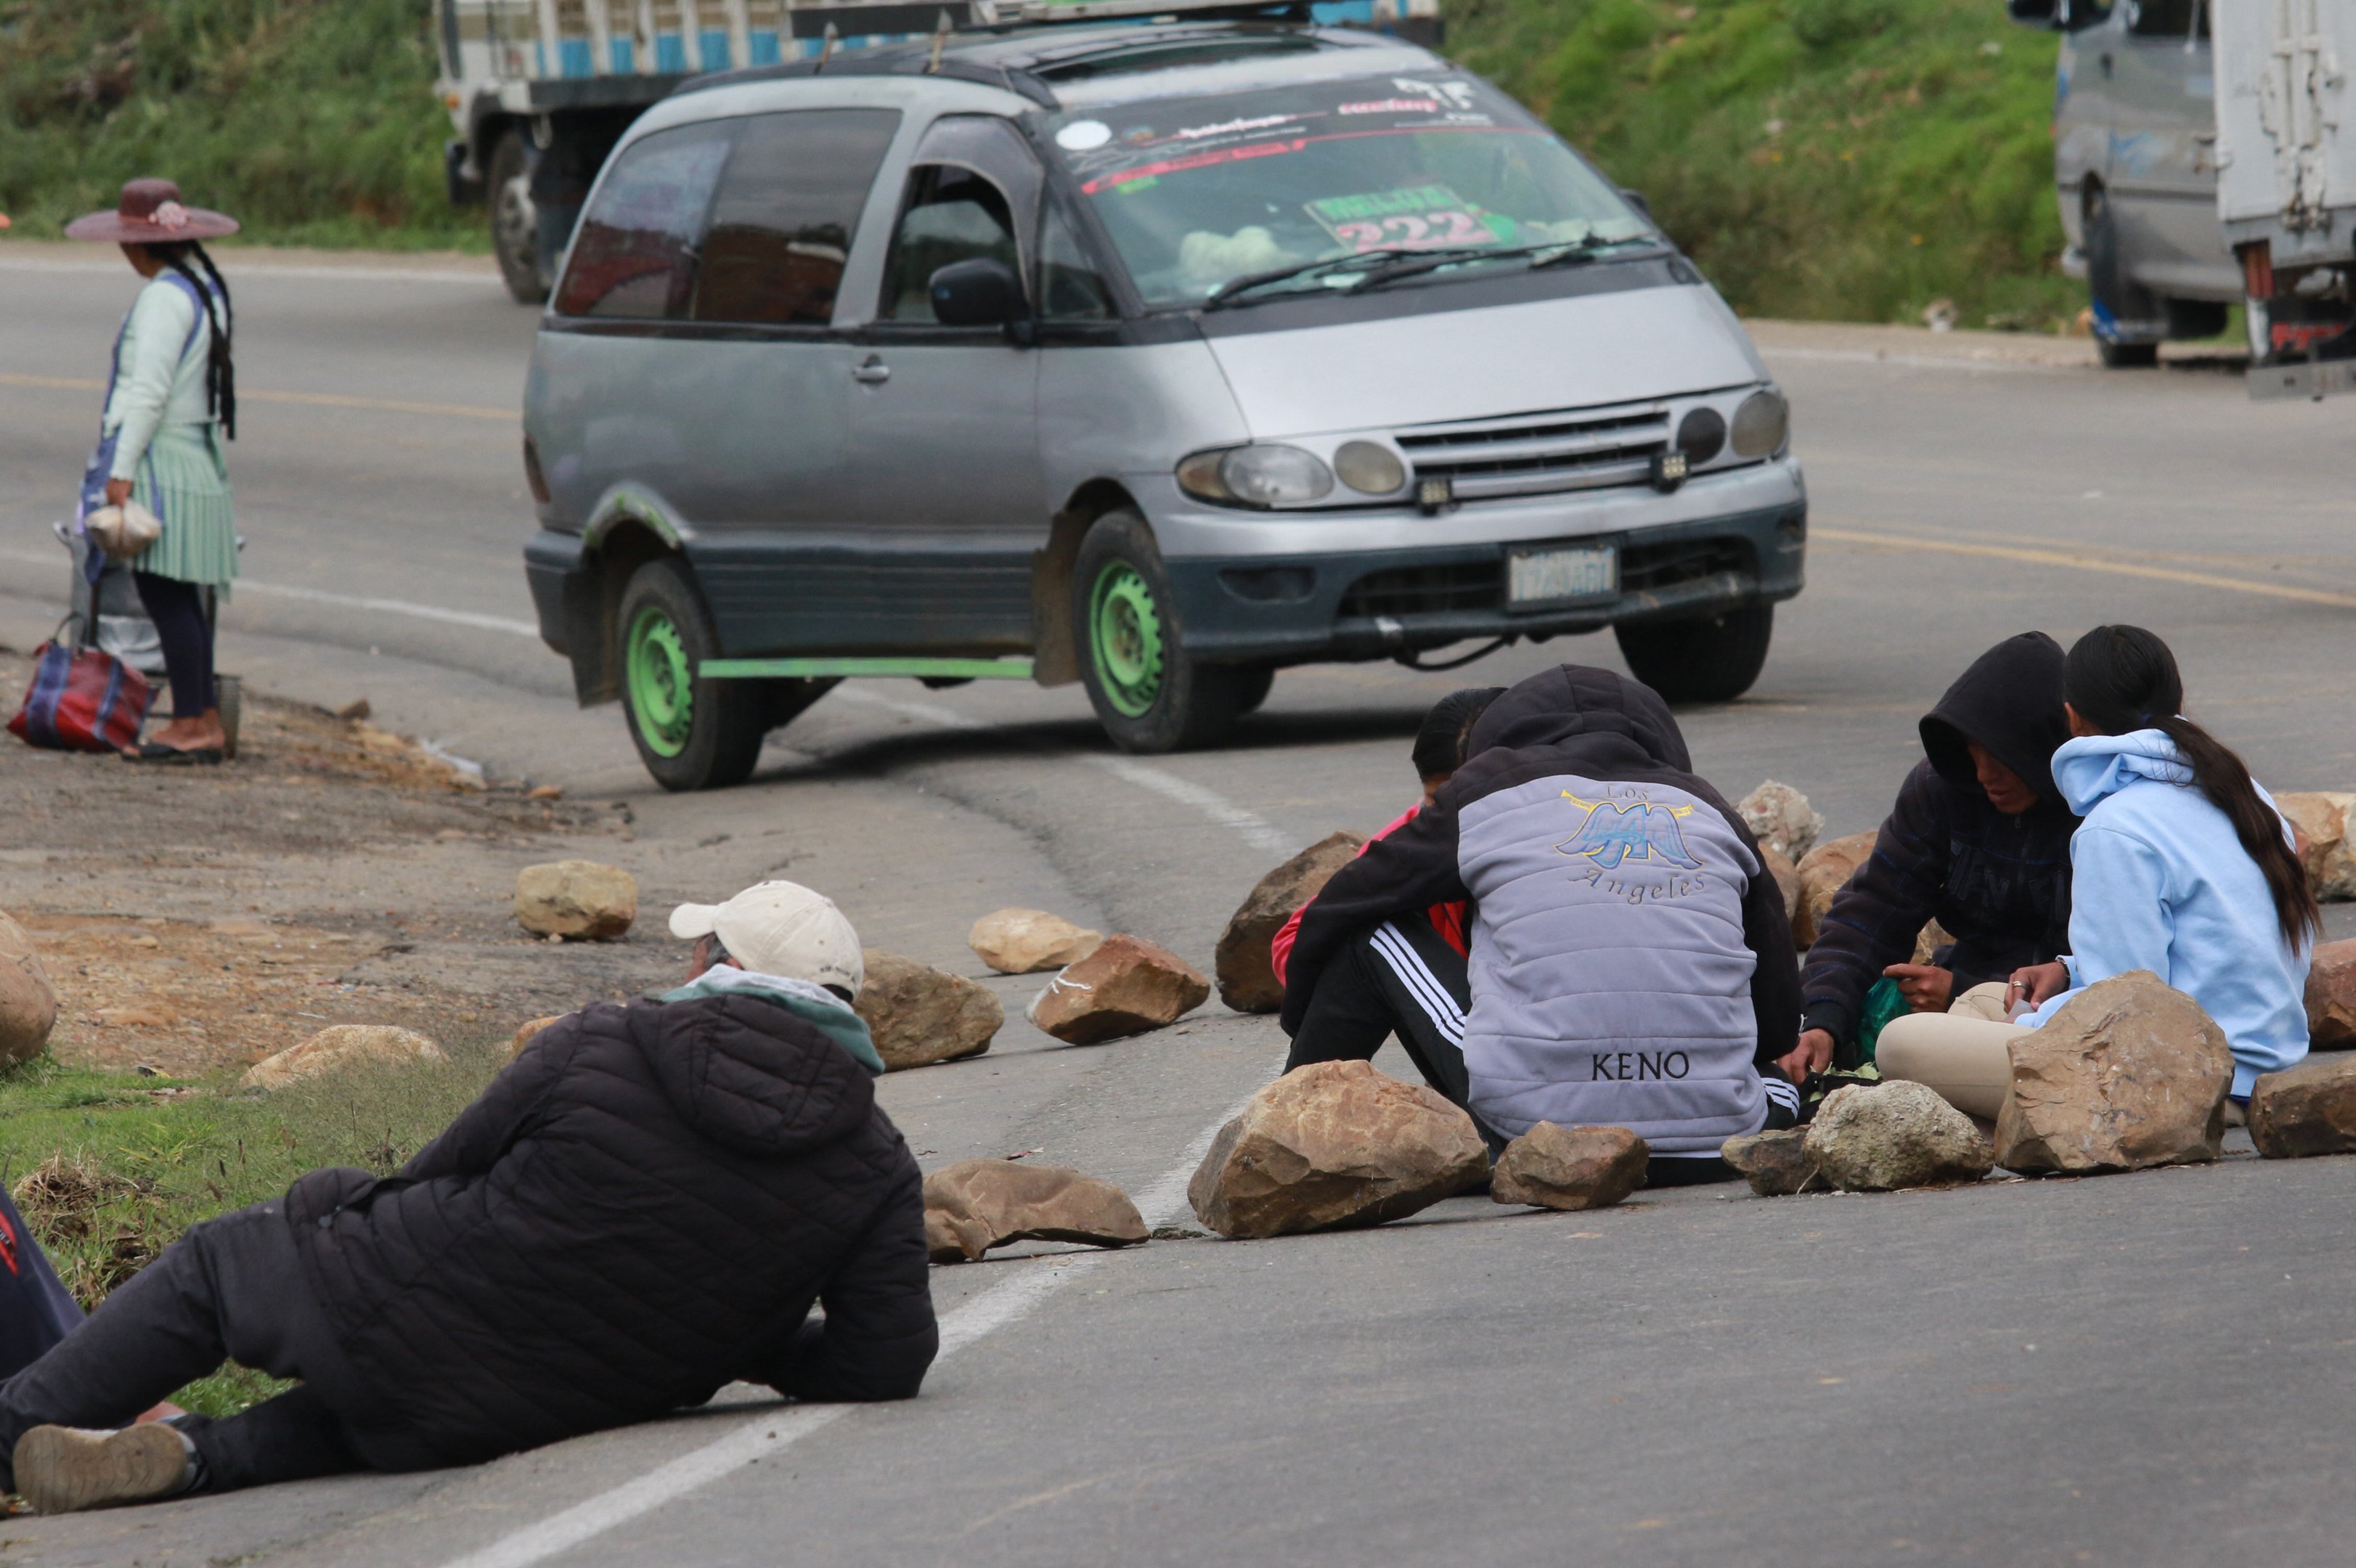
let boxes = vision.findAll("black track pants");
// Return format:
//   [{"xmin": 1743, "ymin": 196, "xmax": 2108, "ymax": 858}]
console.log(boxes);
[{"xmin": 131, "ymin": 571, "xmax": 215, "ymax": 719}]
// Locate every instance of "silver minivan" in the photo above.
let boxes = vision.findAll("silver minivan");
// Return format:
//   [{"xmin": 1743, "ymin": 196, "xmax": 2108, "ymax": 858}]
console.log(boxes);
[{"xmin": 521, "ymin": 1, "xmax": 1806, "ymax": 788}]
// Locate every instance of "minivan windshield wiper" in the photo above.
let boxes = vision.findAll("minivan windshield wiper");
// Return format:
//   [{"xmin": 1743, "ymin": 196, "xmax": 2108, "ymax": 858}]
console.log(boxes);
[{"xmin": 1199, "ymin": 247, "xmax": 1475, "ymax": 310}]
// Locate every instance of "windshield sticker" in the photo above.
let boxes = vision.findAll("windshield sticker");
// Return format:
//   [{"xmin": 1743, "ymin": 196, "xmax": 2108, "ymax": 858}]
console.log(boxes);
[
  {"xmin": 1339, "ymin": 98, "xmax": 1438, "ymax": 115},
  {"xmin": 1055, "ymin": 120, "xmax": 1112, "ymax": 151},
  {"xmin": 1306, "ymin": 185, "xmax": 1503, "ymax": 252},
  {"xmin": 1391, "ymin": 77, "xmax": 1480, "ymax": 110},
  {"xmin": 1175, "ymin": 113, "xmax": 1301, "ymax": 142}
]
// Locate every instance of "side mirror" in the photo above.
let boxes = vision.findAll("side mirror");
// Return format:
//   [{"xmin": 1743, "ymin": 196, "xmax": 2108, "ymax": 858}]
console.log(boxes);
[
  {"xmin": 929, "ymin": 258, "xmax": 1024, "ymax": 330},
  {"xmin": 1618, "ymin": 188, "xmax": 1655, "ymax": 224},
  {"xmin": 2006, "ymin": 0, "xmax": 2062, "ymax": 26}
]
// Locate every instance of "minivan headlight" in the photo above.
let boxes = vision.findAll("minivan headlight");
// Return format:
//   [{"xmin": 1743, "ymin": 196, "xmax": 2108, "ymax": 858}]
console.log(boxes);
[
  {"xmin": 1176, "ymin": 444, "xmax": 1335, "ymax": 507},
  {"xmin": 1731, "ymin": 388, "xmax": 1790, "ymax": 458}
]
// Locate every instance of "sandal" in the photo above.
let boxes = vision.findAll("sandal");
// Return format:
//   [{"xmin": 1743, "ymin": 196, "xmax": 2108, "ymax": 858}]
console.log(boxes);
[{"xmin": 123, "ymin": 742, "xmax": 224, "ymax": 766}]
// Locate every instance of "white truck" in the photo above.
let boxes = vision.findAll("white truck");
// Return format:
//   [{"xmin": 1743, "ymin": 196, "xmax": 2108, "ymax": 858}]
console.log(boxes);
[
  {"xmin": 2012, "ymin": 0, "xmax": 2356, "ymax": 396},
  {"xmin": 431, "ymin": 0, "xmax": 1433, "ymax": 303}
]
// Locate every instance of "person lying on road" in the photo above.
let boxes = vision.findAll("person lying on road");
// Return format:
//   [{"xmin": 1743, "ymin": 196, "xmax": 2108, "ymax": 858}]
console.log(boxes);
[
  {"xmin": 1878, "ymin": 625, "xmax": 2314, "ymax": 1121},
  {"xmin": 0, "ymin": 880, "xmax": 937, "ymax": 1515},
  {"xmin": 1781, "ymin": 632, "xmax": 2076, "ymax": 1084},
  {"xmin": 1267, "ymin": 684, "xmax": 1504, "ymax": 995},
  {"xmin": 1281, "ymin": 663, "xmax": 1801, "ymax": 1184}
]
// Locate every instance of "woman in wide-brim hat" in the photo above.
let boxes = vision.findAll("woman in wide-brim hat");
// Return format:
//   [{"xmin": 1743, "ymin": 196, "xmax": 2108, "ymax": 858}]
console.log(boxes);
[{"xmin": 65, "ymin": 178, "xmax": 241, "ymax": 764}]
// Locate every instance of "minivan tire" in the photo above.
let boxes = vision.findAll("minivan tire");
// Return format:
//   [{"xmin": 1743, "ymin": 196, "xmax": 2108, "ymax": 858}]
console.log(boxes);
[
  {"xmin": 1615, "ymin": 601, "xmax": 1774, "ymax": 705},
  {"xmin": 1074, "ymin": 512, "xmax": 1246, "ymax": 753},
  {"xmin": 618, "ymin": 558, "xmax": 770, "ymax": 791},
  {"xmin": 489, "ymin": 131, "xmax": 549, "ymax": 306}
]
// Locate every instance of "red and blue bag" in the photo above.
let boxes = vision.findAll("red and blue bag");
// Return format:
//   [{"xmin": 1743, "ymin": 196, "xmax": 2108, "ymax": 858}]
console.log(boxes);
[{"xmin": 7, "ymin": 636, "xmax": 151, "ymax": 754}]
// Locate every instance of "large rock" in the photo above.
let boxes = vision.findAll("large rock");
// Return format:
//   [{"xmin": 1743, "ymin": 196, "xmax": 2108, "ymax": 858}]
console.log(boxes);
[
  {"xmin": 1027, "ymin": 934, "xmax": 1210, "ymax": 1045},
  {"xmin": 513, "ymin": 860, "xmax": 637, "ymax": 940},
  {"xmin": 922, "ymin": 1159, "xmax": 1147, "ymax": 1262},
  {"xmin": 2249, "ymin": 1054, "xmax": 2356, "ymax": 1159},
  {"xmin": 2304, "ymin": 938, "xmax": 2356, "ymax": 1048},
  {"xmin": 242, "ymin": 1025, "xmax": 446, "ymax": 1091},
  {"xmin": 1803, "ymin": 1080, "xmax": 1994, "ymax": 1191},
  {"xmin": 967, "ymin": 908, "xmax": 1102, "ymax": 975},
  {"xmin": 1792, "ymin": 830, "xmax": 1878, "ymax": 948},
  {"xmin": 1187, "ymin": 1060, "xmax": 1488, "ymax": 1238},
  {"xmin": 1738, "ymin": 780, "xmax": 1825, "ymax": 862},
  {"xmin": 855, "ymin": 950, "xmax": 1000, "ymax": 1070},
  {"xmin": 1912, "ymin": 918, "xmax": 1955, "ymax": 968},
  {"xmin": 1491, "ymin": 1123, "xmax": 1648, "ymax": 1211},
  {"xmin": 0, "ymin": 913, "xmax": 59, "ymax": 1066},
  {"xmin": 510, "ymin": 1014, "xmax": 565, "ymax": 1058},
  {"xmin": 1758, "ymin": 846, "xmax": 1801, "ymax": 924},
  {"xmin": 2276, "ymin": 791, "xmax": 2356, "ymax": 900},
  {"xmin": 1721, "ymin": 1127, "xmax": 1820, "ymax": 1196},
  {"xmin": 1213, "ymin": 831, "xmax": 1367, "ymax": 1013},
  {"xmin": 1994, "ymin": 971, "xmax": 2233, "ymax": 1173}
]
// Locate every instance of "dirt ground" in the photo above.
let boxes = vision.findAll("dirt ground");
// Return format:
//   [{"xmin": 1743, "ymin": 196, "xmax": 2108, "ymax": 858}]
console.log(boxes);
[{"xmin": 0, "ymin": 652, "xmax": 685, "ymax": 1077}]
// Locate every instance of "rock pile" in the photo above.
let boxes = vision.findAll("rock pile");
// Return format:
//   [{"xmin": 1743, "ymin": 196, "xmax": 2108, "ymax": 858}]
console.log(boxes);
[
  {"xmin": 1791, "ymin": 830, "xmax": 1877, "ymax": 948},
  {"xmin": 924, "ymin": 1159, "xmax": 1147, "ymax": 1262},
  {"xmin": 1490, "ymin": 1123, "xmax": 1647, "ymax": 1211},
  {"xmin": 242, "ymin": 1025, "xmax": 446, "ymax": 1091},
  {"xmin": 1188, "ymin": 1060, "xmax": 1488, "ymax": 1238},
  {"xmin": 855, "ymin": 950, "xmax": 1001, "ymax": 1070},
  {"xmin": 2304, "ymin": 939, "xmax": 2356, "ymax": 1049},
  {"xmin": 1738, "ymin": 780, "xmax": 1824, "ymax": 862},
  {"xmin": 514, "ymin": 860, "xmax": 637, "ymax": 940},
  {"xmin": 1994, "ymin": 971, "xmax": 2232, "ymax": 1173},
  {"xmin": 968, "ymin": 909, "xmax": 1101, "ymax": 975},
  {"xmin": 1212, "ymin": 831, "xmax": 1366, "ymax": 1013},
  {"xmin": 1721, "ymin": 1128, "xmax": 1819, "ymax": 1196},
  {"xmin": 2276, "ymin": 791, "xmax": 2356, "ymax": 900},
  {"xmin": 1803, "ymin": 1080, "xmax": 1994, "ymax": 1191},
  {"xmin": 2249, "ymin": 1055, "xmax": 2356, "ymax": 1159},
  {"xmin": 1027, "ymin": 935, "xmax": 1209, "ymax": 1045},
  {"xmin": 0, "ymin": 912, "xmax": 58, "ymax": 1066}
]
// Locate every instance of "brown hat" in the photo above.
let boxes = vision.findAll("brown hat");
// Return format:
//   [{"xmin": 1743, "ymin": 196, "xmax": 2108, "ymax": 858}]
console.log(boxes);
[{"xmin": 64, "ymin": 179, "xmax": 238, "ymax": 244}]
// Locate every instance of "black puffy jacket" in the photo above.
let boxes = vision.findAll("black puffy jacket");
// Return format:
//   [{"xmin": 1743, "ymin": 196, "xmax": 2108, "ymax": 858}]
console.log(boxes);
[{"xmin": 285, "ymin": 992, "xmax": 936, "ymax": 1466}]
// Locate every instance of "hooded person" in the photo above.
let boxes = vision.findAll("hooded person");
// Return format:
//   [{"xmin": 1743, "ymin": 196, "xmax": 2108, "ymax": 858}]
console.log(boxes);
[
  {"xmin": 0, "ymin": 881, "xmax": 937, "ymax": 1515},
  {"xmin": 1782, "ymin": 632, "xmax": 2076, "ymax": 1082},
  {"xmin": 1282, "ymin": 664, "xmax": 1803, "ymax": 1181}
]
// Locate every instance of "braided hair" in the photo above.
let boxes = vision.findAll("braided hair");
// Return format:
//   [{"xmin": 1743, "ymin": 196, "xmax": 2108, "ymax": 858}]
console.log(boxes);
[{"xmin": 147, "ymin": 240, "xmax": 235, "ymax": 440}]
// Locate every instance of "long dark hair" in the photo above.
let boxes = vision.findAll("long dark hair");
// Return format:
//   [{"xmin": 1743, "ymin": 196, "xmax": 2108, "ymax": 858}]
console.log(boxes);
[
  {"xmin": 146, "ymin": 240, "xmax": 235, "ymax": 440},
  {"xmin": 2064, "ymin": 624, "xmax": 2317, "ymax": 947},
  {"xmin": 1412, "ymin": 687, "xmax": 1504, "ymax": 782}
]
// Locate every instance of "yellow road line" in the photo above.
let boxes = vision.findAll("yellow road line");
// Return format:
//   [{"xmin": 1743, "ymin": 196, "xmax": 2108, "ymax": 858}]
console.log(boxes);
[
  {"xmin": 1814, "ymin": 524, "xmax": 2356, "ymax": 611},
  {"xmin": 0, "ymin": 372, "xmax": 511, "ymax": 422}
]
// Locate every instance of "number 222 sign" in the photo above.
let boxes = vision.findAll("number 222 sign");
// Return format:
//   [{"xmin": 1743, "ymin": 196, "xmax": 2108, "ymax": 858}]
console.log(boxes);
[{"xmin": 1307, "ymin": 185, "xmax": 1501, "ymax": 253}]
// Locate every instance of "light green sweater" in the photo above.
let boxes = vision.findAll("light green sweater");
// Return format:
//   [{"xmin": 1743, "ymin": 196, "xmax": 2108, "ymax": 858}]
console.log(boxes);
[{"xmin": 102, "ymin": 276, "xmax": 236, "ymax": 586}]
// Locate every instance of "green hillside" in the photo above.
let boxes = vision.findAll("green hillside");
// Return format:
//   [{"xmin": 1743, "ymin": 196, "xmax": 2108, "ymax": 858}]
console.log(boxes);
[{"xmin": 0, "ymin": 0, "xmax": 2079, "ymax": 322}]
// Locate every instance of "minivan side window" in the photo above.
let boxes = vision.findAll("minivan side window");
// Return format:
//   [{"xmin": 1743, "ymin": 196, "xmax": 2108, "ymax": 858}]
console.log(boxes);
[
  {"xmin": 877, "ymin": 116, "xmax": 1044, "ymax": 324},
  {"xmin": 554, "ymin": 124, "xmax": 732, "ymax": 319},
  {"xmin": 2125, "ymin": 0, "xmax": 2204, "ymax": 36},
  {"xmin": 692, "ymin": 108, "xmax": 902, "ymax": 327}
]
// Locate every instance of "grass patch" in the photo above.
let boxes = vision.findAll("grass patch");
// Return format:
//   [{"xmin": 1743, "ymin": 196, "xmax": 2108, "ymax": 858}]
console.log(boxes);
[
  {"xmin": 1451, "ymin": 0, "xmax": 2082, "ymax": 326},
  {"xmin": 0, "ymin": 1047, "xmax": 506, "ymax": 1416},
  {"xmin": 0, "ymin": 0, "xmax": 478, "ymax": 249}
]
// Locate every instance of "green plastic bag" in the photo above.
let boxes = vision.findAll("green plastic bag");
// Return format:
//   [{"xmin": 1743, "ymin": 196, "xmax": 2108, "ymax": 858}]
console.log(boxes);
[{"xmin": 1853, "ymin": 976, "xmax": 1910, "ymax": 1065}]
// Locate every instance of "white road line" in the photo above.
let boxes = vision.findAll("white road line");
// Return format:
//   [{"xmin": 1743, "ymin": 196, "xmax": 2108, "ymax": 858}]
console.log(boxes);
[
  {"xmin": 438, "ymin": 1085, "xmax": 1262, "ymax": 1568},
  {"xmin": 833, "ymin": 687, "xmax": 1299, "ymax": 858},
  {"xmin": 0, "ymin": 547, "xmax": 540, "ymax": 637}
]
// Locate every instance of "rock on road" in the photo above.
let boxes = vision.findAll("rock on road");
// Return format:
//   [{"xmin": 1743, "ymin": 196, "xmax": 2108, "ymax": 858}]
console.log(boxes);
[{"xmin": 7, "ymin": 245, "xmax": 2356, "ymax": 1566}]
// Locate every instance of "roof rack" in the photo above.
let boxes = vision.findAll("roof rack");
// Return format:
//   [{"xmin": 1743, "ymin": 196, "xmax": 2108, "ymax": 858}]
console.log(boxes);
[{"xmin": 969, "ymin": 0, "xmax": 1313, "ymax": 23}]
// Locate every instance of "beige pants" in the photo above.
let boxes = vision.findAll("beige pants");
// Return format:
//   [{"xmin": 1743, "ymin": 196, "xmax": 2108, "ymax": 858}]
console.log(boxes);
[{"xmin": 1875, "ymin": 982, "xmax": 2021, "ymax": 1119}]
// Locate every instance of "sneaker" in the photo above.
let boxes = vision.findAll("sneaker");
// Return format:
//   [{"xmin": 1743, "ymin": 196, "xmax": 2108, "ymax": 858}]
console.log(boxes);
[{"xmin": 14, "ymin": 1424, "xmax": 192, "ymax": 1514}]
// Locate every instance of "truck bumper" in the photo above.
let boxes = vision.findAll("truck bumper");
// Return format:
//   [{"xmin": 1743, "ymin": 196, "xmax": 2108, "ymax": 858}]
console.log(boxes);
[{"xmin": 1160, "ymin": 502, "xmax": 1807, "ymax": 665}]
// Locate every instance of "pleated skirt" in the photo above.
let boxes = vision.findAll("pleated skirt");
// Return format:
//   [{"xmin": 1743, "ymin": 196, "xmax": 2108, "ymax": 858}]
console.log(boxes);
[{"xmin": 130, "ymin": 422, "xmax": 237, "ymax": 587}]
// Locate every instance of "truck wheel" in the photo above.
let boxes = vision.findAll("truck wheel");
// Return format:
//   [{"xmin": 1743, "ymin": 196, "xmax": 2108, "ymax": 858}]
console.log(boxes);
[
  {"xmin": 618, "ymin": 558, "xmax": 769, "ymax": 791},
  {"xmin": 1615, "ymin": 602, "xmax": 1774, "ymax": 705},
  {"xmin": 489, "ymin": 131, "xmax": 549, "ymax": 306},
  {"xmin": 1073, "ymin": 512, "xmax": 1246, "ymax": 753},
  {"xmin": 2085, "ymin": 185, "xmax": 2159, "ymax": 369}
]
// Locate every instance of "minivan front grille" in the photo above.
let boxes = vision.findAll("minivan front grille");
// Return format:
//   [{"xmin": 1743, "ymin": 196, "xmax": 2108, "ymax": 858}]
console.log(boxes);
[
  {"xmin": 1395, "ymin": 408, "xmax": 1670, "ymax": 502},
  {"xmin": 1621, "ymin": 538, "xmax": 1750, "ymax": 593},
  {"xmin": 1337, "ymin": 561, "xmax": 1504, "ymax": 618}
]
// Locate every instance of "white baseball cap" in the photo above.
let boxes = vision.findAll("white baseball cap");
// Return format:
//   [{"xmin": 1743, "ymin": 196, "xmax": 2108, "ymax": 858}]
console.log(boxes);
[{"xmin": 669, "ymin": 881, "xmax": 864, "ymax": 997}]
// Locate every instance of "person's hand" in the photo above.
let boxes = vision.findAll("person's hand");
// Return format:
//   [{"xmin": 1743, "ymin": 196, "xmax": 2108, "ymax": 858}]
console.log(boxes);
[
  {"xmin": 104, "ymin": 478, "xmax": 133, "ymax": 509},
  {"xmin": 1881, "ymin": 963, "xmax": 1953, "ymax": 1013},
  {"xmin": 1776, "ymin": 1027, "xmax": 1835, "ymax": 1085},
  {"xmin": 2010, "ymin": 961, "xmax": 2070, "ymax": 1008}
]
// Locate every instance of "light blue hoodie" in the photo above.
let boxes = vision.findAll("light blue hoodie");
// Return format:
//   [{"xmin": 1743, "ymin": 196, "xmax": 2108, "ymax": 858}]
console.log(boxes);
[{"xmin": 2022, "ymin": 729, "xmax": 2309, "ymax": 1096}]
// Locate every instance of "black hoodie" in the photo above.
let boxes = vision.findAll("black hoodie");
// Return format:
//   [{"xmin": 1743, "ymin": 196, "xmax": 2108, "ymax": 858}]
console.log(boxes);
[
  {"xmin": 285, "ymin": 992, "xmax": 937, "ymax": 1466},
  {"xmin": 1799, "ymin": 632, "xmax": 2076, "ymax": 1055},
  {"xmin": 1283, "ymin": 665, "xmax": 1799, "ymax": 1152}
]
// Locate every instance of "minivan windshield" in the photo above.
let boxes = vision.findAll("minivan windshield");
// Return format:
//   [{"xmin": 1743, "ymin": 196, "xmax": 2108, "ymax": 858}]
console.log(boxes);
[{"xmin": 1043, "ymin": 70, "xmax": 1655, "ymax": 309}]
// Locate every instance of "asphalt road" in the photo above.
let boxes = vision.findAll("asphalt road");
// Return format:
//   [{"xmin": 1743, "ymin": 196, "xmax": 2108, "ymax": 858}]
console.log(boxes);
[{"xmin": 5, "ymin": 246, "xmax": 2356, "ymax": 1567}]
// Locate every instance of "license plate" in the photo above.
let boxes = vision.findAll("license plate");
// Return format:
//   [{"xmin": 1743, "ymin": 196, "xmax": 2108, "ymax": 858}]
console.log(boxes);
[{"xmin": 1508, "ymin": 544, "xmax": 1618, "ymax": 608}]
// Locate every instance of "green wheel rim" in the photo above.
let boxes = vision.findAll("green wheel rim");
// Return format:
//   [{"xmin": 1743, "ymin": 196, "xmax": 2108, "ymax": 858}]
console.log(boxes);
[
  {"xmin": 1088, "ymin": 561, "xmax": 1165, "ymax": 719},
  {"xmin": 626, "ymin": 605, "xmax": 694, "ymax": 758}
]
